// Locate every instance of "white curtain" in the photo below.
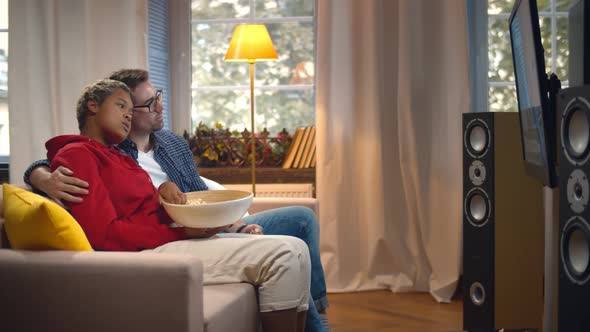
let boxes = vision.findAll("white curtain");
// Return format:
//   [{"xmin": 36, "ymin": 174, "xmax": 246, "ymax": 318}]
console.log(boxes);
[
  {"xmin": 316, "ymin": 0, "xmax": 469, "ymax": 302},
  {"xmin": 8, "ymin": 0, "xmax": 148, "ymax": 183}
]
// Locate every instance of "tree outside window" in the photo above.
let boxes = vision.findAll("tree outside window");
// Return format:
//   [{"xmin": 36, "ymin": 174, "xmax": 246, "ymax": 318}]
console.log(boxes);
[
  {"xmin": 191, "ymin": 0, "xmax": 315, "ymax": 135},
  {"xmin": 487, "ymin": 0, "xmax": 575, "ymax": 112}
]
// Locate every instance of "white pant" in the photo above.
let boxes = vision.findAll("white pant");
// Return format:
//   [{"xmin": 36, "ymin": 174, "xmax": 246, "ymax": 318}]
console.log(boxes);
[{"xmin": 146, "ymin": 234, "xmax": 311, "ymax": 312}]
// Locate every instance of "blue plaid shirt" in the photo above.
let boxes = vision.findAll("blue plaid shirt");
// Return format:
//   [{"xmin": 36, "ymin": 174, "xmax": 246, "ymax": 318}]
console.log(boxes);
[{"xmin": 24, "ymin": 130, "xmax": 208, "ymax": 193}]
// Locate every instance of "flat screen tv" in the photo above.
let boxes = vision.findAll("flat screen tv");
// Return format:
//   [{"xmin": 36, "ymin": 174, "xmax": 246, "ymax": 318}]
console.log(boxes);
[{"xmin": 509, "ymin": 0, "xmax": 558, "ymax": 187}]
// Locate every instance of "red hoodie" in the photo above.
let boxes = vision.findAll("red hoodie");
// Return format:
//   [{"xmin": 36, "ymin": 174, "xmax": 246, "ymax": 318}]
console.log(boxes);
[{"xmin": 46, "ymin": 135, "xmax": 184, "ymax": 251}]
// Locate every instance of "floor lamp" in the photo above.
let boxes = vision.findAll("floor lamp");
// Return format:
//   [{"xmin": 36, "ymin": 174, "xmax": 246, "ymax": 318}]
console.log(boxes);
[{"xmin": 224, "ymin": 24, "xmax": 278, "ymax": 197}]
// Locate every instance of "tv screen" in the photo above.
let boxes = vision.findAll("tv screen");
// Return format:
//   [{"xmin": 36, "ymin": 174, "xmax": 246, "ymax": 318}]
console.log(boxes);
[{"xmin": 509, "ymin": 0, "xmax": 557, "ymax": 187}]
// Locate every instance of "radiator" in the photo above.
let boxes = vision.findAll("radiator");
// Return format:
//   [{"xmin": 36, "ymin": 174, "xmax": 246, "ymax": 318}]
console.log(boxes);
[{"xmin": 223, "ymin": 183, "xmax": 314, "ymax": 198}]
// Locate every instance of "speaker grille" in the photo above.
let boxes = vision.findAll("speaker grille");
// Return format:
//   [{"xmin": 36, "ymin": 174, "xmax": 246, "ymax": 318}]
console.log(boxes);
[
  {"xmin": 567, "ymin": 169, "xmax": 590, "ymax": 214},
  {"xmin": 464, "ymin": 187, "xmax": 491, "ymax": 227},
  {"xmin": 561, "ymin": 96, "xmax": 590, "ymax": 166},
  {"xmin": 465, "ymin": 119, "xmax": 491, "ymax": 158},
  {"xmin": 561, "ymin": 216, "xmax": 590, "ymax": 285},
  {"xmin": 469, "ymin": 160, "xmax": 487, "ymax": 186},
  {"xmin": 469, "ymin": 282, "xmax": 486, "ymax": 306}
]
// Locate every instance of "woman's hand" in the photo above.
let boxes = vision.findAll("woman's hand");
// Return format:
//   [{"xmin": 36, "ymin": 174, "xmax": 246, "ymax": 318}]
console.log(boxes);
[
  {"xmin": 158, "ymin": 181, "xmax": 186, "ymax": 204},
  {"xmin": 184, "ymin": 225, "xmax": 231, "ymax": 239}
]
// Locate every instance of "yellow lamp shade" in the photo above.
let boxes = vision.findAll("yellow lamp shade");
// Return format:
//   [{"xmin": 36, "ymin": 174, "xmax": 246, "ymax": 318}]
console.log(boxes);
[{"xmin": 224, "ymin": 24, "xmax": 278, "ymax": 62}]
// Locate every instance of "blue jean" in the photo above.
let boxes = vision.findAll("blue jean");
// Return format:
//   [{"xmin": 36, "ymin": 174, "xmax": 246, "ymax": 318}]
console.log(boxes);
[{"xmin": 243, "ymin": 206, "xmax": 328, "ymax": 332}]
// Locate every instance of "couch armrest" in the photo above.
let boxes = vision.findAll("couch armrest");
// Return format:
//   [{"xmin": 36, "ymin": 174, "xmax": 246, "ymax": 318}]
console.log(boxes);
[
  {"xmin": 249, "ymin": 197, "xmax": 318, "ymax": 215},
  {"xmin": 0, "ymin": 250, "xmax": 204, "ymax": 332}
]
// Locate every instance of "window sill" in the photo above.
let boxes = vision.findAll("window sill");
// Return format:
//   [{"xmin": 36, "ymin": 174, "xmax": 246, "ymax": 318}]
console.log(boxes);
[
  {"xmin": 197, "ymin": 167, "xmax": 316, "ymax": 185},
  {"xmin": 0, "ymin": 162, "xmax": 8, "ymax": 184}
]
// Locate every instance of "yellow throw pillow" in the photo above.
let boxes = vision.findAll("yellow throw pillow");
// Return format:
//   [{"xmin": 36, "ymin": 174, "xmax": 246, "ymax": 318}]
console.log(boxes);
[{"xmin": 2, "ymin": 184, "xmax": 93, "ymax": 251}]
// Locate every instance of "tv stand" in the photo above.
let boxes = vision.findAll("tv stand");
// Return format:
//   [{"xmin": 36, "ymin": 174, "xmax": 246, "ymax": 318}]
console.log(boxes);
[
  {"xmin": 548, "ymin": 73, "xmax": 562, "ymax": 179},
  {"xmin": 548, "ymin": 73, "xmax": 562, "ymax": 123},
  {"xmin": 544, "ymin": 72, "xmax": 561, "ymax": 332}
]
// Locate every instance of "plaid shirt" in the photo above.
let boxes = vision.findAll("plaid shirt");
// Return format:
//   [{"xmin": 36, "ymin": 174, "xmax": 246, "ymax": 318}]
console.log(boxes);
[
  {"xmin": 25, "ymin": 130, "xmax": 208, "ymax": 193},
  {"xmin": 118, "ymin": 130, "xmax": 208, "ymax": 192}
]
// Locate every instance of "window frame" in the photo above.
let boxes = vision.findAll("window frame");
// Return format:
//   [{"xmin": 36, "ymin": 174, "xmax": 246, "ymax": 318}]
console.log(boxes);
[
  {"xmin": 168, "ymin": 0, "xmax": 192, "ymax": 134},
  {"xmin": 469, "ymin": 0, "xmax": 571, "ymax": 113},
  {"xmin": 0, "ymin": 11, "xmax": 9, "ymax": 164},
  {"xmin": 188, "ymin": 0, "xmax": 317, "ymax": 134}
]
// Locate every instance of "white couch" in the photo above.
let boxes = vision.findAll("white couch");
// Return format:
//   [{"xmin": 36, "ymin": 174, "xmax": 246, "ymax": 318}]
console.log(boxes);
[{"xmin": 0, "ymin": 182, "xmax": 317, "ymax": 332}]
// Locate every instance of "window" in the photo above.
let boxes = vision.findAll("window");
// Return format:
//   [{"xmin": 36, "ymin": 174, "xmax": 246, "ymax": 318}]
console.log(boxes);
[
  {"xmin": 474, "ymin": 0, "xmax": 575, "ymax": 112},
  {"xmin": 0, "ymin": 0, "xmax": 8, "ymax": 162},
  {"xmin": 190, "ymin": 0, "xmax": 316, "ymax": 134}
]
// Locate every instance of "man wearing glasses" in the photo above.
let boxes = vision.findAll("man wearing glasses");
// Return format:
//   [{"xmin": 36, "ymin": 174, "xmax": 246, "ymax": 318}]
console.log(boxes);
[{"xmin": 23, "ymin": 69, "xmax": 330, "ymax": 332}]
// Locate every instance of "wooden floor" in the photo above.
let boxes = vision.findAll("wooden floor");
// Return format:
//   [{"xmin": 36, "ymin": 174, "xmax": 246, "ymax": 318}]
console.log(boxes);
[{"xmin": 326, "ymin": 290, "xmax": 463, "ymax": 332}]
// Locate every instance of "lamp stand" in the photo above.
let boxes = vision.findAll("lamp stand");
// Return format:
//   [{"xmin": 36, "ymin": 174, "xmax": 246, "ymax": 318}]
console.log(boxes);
[{"xmin": 249, "ymin": 61, "xmax": 256, "ymax": 197}]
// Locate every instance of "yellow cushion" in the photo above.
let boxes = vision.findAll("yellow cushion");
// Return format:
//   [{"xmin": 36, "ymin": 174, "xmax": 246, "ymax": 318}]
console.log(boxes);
[{"xmin": 2, "ymin": 184, "xmax": 93, "ymax": 251}]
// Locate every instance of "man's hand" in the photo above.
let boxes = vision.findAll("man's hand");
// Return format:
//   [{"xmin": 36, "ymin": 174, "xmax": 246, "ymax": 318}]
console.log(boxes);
[
  {"xmin": 158, "ymin": 181, "xmax": 187, "ymax": 204},
  {"xmin": 238, "ymin": 224, "xmax": 264, "ymax": 234},
  {"xmin": 184, "ymin": 225, "xmax": 231, "ymax": 239},
  {"xmin": 228, "ymin": 220, "xmax": 264, "ymax": 234},
  {"xmin": 29, "ymin": 166, "xmax": 89, "ymax": 207}
]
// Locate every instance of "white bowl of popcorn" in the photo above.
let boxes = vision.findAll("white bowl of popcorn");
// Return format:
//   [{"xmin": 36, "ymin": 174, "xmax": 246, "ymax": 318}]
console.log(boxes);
[{"xmin": 162, "ymin": 190, "xmax": 253, "ymax": 228}]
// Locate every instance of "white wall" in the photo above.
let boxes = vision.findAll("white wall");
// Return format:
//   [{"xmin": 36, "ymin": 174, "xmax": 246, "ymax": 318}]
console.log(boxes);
[{"xmin": 8, "ymin": 0, "xmax": 148, "ymax": 183}]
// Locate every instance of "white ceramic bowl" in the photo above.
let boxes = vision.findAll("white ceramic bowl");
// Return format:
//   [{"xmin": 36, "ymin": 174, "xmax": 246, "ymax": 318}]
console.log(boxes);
[{"xmin": 162, "ymin": 190, "xmax": 253, "ymax": 228}]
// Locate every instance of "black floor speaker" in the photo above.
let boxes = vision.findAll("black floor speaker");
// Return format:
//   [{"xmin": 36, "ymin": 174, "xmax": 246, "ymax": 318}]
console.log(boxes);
[
  {"xmin": 557, "ymin": 85, "xmax": 590, "ymax": 332},
  {"xmin": 569, "ymin": 0, "xmax": 590, "ymax": 87},
  {"xmin": 463, "ymin": 112, "xmax": 544, "ymax": 331}
]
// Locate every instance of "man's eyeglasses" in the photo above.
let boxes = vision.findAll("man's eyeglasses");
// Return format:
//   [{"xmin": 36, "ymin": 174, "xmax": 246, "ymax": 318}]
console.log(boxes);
[{"xmin": 133, "ymin": 89, "xmax": 163, "ymax": 113}]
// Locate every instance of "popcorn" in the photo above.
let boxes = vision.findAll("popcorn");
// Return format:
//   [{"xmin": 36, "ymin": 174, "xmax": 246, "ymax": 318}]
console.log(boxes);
[{"xmin": 186, "ymin": 198, "xmax": 206, "ymax": 205}]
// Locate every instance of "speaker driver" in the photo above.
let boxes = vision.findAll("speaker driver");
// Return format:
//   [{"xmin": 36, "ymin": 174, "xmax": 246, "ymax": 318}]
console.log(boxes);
[
  {"xmin": 464, "ymin": 119, "xmax": 490, "ymax": 158},
  {"xmin": 561, "ymin": 216, "xmax": 590, "ymax": 285},
  {"xmin": 469, "ymin": 282, "xmax": 486, "ymax": 306},
  {"xmin": 567, "ymin": 169, "xmax": 590, "ymax": 214},
  {"xmin": 561, "ymin": 96, "xmax": 590, "ymax": 166},
  {"xmin": 469, "ymin": 160, "xmax": 486, "ymax": 186},
  {"xmin": 465, "ymin": 187, "xmax": 491, "ymax": 227}
]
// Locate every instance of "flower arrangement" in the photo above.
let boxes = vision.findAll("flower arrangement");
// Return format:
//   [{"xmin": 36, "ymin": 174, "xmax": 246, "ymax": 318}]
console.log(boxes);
[{"xmin": 183, "ymin": 122, "xmax": 292, "ymax": 168}]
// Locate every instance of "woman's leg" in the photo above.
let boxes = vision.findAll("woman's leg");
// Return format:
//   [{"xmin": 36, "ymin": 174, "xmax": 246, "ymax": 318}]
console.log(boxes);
[
  {"xmin": 147, "ymin": 234, "xmax": 311, "ymax": 328},
  {"xmin": 244, "ymin": 207, "xmax": 330, "ymax": 331},
  {"xmin": 243, "ymin": 206, "xmax": 329, "ymax": 312}
]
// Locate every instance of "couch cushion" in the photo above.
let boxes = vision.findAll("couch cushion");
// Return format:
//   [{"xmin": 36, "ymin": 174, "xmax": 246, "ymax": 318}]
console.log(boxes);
[
  {"xmin": 2, "ymin": 184, "xmax": 93, "ymax": 251},
  {"xmin": 203, "ymin": 283, "xmax": 259, "ymax": 332}
]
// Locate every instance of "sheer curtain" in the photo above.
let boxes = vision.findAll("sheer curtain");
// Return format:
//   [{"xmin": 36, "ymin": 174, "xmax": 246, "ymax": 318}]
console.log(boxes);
[
  {"xmin": 316, "ymin": 0, "xmax": 469, "ymax": 302},
  {"xmin": 8, "ymin": 0, "xmax": 148, "ymax": 183}
]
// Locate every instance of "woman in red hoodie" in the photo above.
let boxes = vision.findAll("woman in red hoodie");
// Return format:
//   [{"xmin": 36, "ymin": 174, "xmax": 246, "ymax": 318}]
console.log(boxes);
[{"xmin": 47, "ymin": 79, "xmax": 310, "ymax": 332}]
